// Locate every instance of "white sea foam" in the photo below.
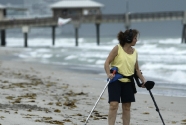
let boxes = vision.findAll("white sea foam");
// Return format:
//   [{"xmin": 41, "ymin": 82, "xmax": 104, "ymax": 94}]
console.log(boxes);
[
  {"xmin": 79, "ymin": 53, "xmax": 107, "ymax": 58},
  {"xmin": 95, "ymin": 60, "xmax": 105, "ymax": 65},
  {"xmin": 137, "ymin": 44, "xmax": 183, "ymax": 55},
  {"xmin": 35, "ymin": 49, "xmax": 51, "ymax": 53},
  {"xmin": 87, "ymin": 59, "xmax": 95, "ymax": 62},
  {"xmin": 64, "ymin": 55, "xmax": 77, "ymax": 60},
  {"xmin": 141, "ymin": 63, "xmax": 186, "ymax": 70},
  {"xmin": 169, "ymin": 70, "xmax": 186, "ymax": 83},
  {"xmin": 139, "ymin": 38, "xmax": 182, "ymax": 44},
  {"xmin": 42, "ymin": 54, "xmax": 52, "ymax": 58},
  {"xmin": 18, "ymin": 54, "xmax": 29, "ymax": 58},
  {"xmin": 158, "ymin": 38, "xmax": 181, "ymax": 44}
]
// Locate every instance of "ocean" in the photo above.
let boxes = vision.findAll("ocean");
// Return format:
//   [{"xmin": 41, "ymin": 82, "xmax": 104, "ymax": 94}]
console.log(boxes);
[{"xmin": 3, "ymin": 36, "xmax": 186, "ymax": 97}]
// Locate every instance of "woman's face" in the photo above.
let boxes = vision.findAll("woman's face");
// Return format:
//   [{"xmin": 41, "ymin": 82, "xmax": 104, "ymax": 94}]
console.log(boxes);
[{"xmin": 131, "ymin": 35, "xmax": 138, "ymax": 46}]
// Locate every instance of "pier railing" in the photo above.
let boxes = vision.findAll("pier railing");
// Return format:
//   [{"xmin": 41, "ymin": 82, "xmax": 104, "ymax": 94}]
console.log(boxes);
[
  {"xmin": 0, "ymin": 17, "xmax": 57, "ymax": 29},
  {"xmin": 80, "ymin": 11, "xmax": 184, "ymax": 23},
  {"xmin": 130, "ymin": 11, "xmax": 184, "ymax": 22},
  {"xmin": 0, "ymin": 11, "xmax": 184, "ymax": 29},
  {"xmin": 0, "ymin": 10, "xmax": 186, "ymax": 45}
]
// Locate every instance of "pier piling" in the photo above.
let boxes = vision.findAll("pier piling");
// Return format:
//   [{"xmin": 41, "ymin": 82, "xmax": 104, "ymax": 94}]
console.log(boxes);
[
  {"xmin": 1, "ymin": 29, "xmax": 6, "ymax": 46},
  {"xmin": 22, "ymin": 26, "xmax": 29, "ymax": 47},
  {"xmin": 182, "ymin": 24, "xmax": 186, "ymax": 43},
  {"xmin": 52, "ymin": 26, "xmax": 56, "ymax": 46},
  {"xmin": 95, "ymin": 23, "xmax": 100, "ymax": 45},
  {"xmin": 24, "ymin": 33, "xmax": 28, "ymax": 47},
  {"xmin": 75, "ymin": 27, "xmax": 78, "ymax": 46}
]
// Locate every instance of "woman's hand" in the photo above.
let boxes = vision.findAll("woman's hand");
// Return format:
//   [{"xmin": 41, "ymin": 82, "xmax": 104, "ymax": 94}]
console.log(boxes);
[
  {"xmin": 107, "ymin": 73, "xmax": 115, "ymax": 80},
  {"xmin": 141, "ymin": 82, "xmax": 146, "ymax": 88}
]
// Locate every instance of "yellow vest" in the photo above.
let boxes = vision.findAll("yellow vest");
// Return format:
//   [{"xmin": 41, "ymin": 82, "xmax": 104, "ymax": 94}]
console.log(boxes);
[{"xmin": 111, "ymin": 44, "xmax": 137, "ymax": 82}]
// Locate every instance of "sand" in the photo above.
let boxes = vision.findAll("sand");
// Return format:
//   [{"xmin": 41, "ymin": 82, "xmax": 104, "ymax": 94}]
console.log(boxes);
[{"xmin": 0, "ymin": 47, "xmax": 186, "ymax": 125}]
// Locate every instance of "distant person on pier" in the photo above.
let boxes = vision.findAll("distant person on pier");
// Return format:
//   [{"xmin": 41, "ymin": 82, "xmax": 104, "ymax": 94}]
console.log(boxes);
[{"xmin": 104, "ymin": 29, "xmax": 146, "ymax": 125}]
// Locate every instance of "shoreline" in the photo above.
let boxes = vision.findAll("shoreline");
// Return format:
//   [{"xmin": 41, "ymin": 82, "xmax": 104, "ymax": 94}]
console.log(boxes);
[{"xmin": 0, "ymin": 47, "xmax": 186, "ymax": 98}]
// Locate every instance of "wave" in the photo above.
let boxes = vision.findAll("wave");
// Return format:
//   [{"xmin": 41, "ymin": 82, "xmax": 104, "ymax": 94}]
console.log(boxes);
[{"xmin": 141, "ymin": 63, "xmax": 186, "ymax": 84}]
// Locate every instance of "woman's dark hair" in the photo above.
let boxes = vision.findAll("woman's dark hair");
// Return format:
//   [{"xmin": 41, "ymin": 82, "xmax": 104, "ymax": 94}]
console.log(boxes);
[{"xmin": 117, "ymin": 29, "xmax": 139, "ymax": 47}]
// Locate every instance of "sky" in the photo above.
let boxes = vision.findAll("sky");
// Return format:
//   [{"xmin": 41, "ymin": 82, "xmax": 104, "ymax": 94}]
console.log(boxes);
[
  {"xmin": 98, "ymin": 0, "xmax": 186, "ymax": 13},
  {"xmin": 1, "ymin": 0, "xmax": 186, "ymax": 38}
]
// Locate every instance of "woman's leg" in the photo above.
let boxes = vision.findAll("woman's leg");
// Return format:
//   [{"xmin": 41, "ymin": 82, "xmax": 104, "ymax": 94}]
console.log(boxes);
[
  {"xmin": 108, "ymin": 101, "xmax": 119, "ymax": 125},
  {"xmin": 122, "ymin": 102, "xmax": 131, "ymax": 125}
]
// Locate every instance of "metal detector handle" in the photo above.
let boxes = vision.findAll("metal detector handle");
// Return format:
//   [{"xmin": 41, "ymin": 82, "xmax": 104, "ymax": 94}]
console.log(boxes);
[
  {"xmin": 134, "ymin": 70, "xmax": 143, "ymax": 87},
  {"xmin": 84, "ymin": 70, "xmax": 116, "ymax": 125},
  {"xmin": 112, "ymin": 70, "xmax": 116, "ymax": 76}
]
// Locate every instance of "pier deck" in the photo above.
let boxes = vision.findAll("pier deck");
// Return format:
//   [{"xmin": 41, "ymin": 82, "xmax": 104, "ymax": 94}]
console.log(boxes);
[{"xmin": 0, "ymin": 10, "xmax": 186, "ymax": 46}]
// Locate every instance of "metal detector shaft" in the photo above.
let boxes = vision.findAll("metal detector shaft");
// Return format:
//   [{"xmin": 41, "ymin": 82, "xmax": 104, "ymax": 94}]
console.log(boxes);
[
  {"xmin": 149, "ymin": 90, "xmax": 165, "ymax": 125},
  {"xmin": 84, "ymin": 79, "xmax": 110, "ymax": 125},
  {"xmin": 84, "ymin": 70, "xmax": 116, "ymax": 125}
]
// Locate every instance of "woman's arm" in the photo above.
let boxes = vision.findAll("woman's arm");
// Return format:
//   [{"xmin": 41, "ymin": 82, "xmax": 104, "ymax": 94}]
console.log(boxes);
[
  {"xmin": 135, "ymin": 53, "xmax": 146, "ymax": 87},
  {"xmin": 104, "ymin": 45, "xmax": 118, "ymax": 79}
]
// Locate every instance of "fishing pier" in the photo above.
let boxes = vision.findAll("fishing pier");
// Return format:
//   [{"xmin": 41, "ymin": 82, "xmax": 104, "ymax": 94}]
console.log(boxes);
[{"xmin": 0, "ymin": 0, "xmax": 186, "ymax": 47}]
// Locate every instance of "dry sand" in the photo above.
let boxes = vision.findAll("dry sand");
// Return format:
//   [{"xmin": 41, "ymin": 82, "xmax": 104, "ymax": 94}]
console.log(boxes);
[{"xmin": 0, "ymin": 47, "xmax": 186, "ymax": 125}]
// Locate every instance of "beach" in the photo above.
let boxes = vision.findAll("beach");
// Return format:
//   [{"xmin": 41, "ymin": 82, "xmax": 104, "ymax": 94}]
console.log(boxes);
[{"xmin": 0, "ymin": 47, "xmax": 186, "ymax": 125}]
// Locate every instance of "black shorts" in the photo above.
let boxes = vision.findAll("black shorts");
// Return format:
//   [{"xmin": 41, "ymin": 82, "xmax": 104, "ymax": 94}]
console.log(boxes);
[{"xmin": 108, "ymin": 80, "xmax": 135, "ymax": 103}]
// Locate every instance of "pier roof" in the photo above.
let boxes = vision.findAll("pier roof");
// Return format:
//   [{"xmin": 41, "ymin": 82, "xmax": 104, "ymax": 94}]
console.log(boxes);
[{"xmin": 50, "ymin": 0, "xmax": 104, "ymax": 9}]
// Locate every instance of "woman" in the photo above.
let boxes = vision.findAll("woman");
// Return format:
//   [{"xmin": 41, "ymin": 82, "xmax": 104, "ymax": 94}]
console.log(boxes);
[{"xmin": 104, "ymin": 29, "xmax": 146, "ymax": 125}]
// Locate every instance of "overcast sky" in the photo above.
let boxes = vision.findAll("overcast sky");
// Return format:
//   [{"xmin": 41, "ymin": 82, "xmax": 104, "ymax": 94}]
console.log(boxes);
[{"xmin": 98, "ymin": 0, "xmax": 186, "ymax": 14}]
